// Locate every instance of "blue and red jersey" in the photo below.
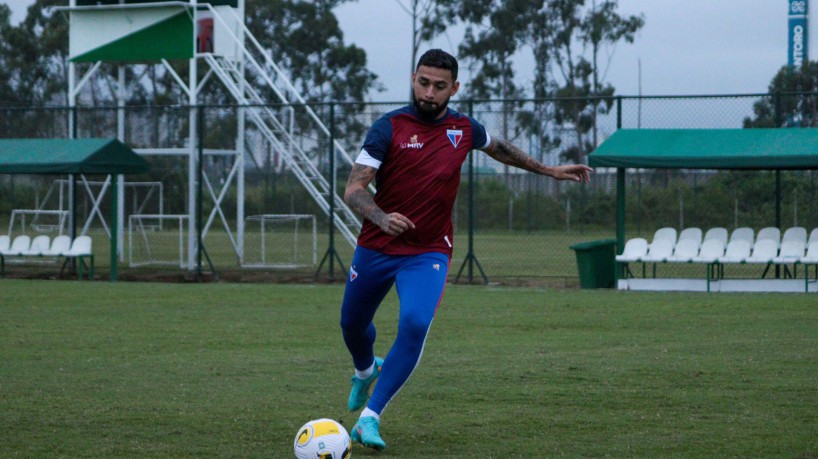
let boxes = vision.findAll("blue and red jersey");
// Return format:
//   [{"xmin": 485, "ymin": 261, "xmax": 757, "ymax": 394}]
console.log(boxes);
[{"xmin": 354, "ymin": 105, "xmax": 490, "ymax": 257}]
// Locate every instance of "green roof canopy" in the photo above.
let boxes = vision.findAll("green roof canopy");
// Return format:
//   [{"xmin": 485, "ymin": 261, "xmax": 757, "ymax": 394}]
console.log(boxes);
[
  {"xmin": 589, "ymin": 129, "xmax": 818, "ymax": 170},
  {"xmin": 0, "ymin": 138, "xmax": 149, "ymax": 175}
]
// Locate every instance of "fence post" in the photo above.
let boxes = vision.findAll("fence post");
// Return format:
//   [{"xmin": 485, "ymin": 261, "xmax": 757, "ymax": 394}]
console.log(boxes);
[
  {"xmin": 615, "ymin": 96, "xmax": 625, "ymax": 279},
  {"xmin": 195, "ymin": 106, "xmax": 217, "ymax": 281},
  {"xmin": 775, "ymin": 169, "xmax": 782, "ymax": 278},
  {"xmin": 110, "ymin": 173, "xmax": 118, "ymax": 281},
  {"xmin": 455, "ymin": 99, "xmax": 487, "ymax": 284},
  {"xmin": 196, "ymin": 106, "xmax": 204, "ymax": 278},
  {"xmin": 315, "ymin": 102, "xmax": 346, "ymax": 280}
]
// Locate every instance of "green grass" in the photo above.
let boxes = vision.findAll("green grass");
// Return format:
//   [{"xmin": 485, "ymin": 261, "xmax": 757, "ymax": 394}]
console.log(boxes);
[{"xmin": 1, "ymin": 280, "xmax": 816, "ymax": 457}]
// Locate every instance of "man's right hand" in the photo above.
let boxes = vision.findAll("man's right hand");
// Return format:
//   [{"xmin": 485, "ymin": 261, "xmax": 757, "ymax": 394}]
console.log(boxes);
[{"xmin": 376, "ymin": 212, "xmax": 415, "ymax": 236}]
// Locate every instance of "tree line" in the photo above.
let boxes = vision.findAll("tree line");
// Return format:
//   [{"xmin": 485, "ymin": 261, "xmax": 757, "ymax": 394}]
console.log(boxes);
[{"xmin": 0, "ymin": 0, "xmax": 646, "ymax": 162}]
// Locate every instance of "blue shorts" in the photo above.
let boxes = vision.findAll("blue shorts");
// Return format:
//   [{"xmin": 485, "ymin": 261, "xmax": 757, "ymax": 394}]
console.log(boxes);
[{"xmin": 340, "ymin": 246, "xmax": 450, "ymax": 414}]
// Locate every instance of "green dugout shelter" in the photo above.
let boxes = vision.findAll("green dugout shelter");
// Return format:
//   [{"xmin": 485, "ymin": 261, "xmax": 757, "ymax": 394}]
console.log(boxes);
[
  {"xmin": 0, "ymin": 138, "xmax": 150, "ymax": 280},
  {"xmin": 588, "ymin": 128, "xmax": 818, "ymax": 252}
]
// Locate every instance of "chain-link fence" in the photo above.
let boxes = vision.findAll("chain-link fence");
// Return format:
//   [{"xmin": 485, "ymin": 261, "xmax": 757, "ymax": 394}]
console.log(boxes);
[{"xmin": 2, "ymin": 93, "xmax": 817, "ymax": 285}]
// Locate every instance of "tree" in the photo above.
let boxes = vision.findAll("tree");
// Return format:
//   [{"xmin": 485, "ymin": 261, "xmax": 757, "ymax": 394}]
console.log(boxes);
[
  {"xmin": 416, "ymin": 1, "xmax": 642, "ymax": 166},
  {"xmin": 0, "ymin": 5, "xmax": 17, "ymax": 106},
  {"xmin": 744, "ymin": 62, "xmax": 818, "ymax": 128},
  {"xmin": 246, "ymin": 0, "xmax": 378, "ymax": 105},
  {"xmin": 579, "ymin": 0, "xmax": 643, "ymax": 146},
  {"xmin": 544, "ymin": 0, "xmax": 643, "ymax": 164},
  {"xmin": 0, "ymin": 0, "xmax": 69, "ymax": 106}
]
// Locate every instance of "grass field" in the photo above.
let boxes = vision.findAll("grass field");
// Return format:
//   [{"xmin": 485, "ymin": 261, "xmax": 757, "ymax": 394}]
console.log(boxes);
[{"xmin": 1, "ymin": 279, "xmax": 816, "ymax": 457}]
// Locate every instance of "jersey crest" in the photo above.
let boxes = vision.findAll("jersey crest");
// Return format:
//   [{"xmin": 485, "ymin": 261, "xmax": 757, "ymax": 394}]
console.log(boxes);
[{"xmin": 446, "ymin": 129, "xmax": 463, "ymax": 148}]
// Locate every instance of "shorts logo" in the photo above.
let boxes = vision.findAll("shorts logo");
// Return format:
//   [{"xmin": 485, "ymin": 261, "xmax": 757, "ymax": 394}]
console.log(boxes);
[
  {"xmin": 432, "ymin": 263, "xmax": 440, "ymax": 271},
  {"xmin": 350, "ymin": 265, "xmax": 358, "ymax": 281},
  {"xmin": 447, "ymin": 129, "xmax": 463, "ymax": 148}
]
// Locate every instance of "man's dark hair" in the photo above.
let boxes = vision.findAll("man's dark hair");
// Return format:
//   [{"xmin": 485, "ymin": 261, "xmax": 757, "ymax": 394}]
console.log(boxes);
[{"xmin": 416, "ymin": 49, "xmax": 458, "ymax": 81}]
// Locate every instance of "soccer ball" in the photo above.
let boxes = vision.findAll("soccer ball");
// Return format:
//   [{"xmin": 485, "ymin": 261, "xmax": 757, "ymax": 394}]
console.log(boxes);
[{"xmin": 293, "ymin": 418, "xmax": 351, "ymax": 459}]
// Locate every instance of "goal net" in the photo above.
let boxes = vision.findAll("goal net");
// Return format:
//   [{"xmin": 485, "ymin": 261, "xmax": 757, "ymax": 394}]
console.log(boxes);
[
  {"xmin": 128, "ymin": 214, "xmax": 188, "ymax": 267},
  {"xmin": 9, "ymin": 209, "xmax": 69, "ymax": 234},
  {"xmin": 242, "ymin": 214, "xmax": 317, "ymax": 268}
]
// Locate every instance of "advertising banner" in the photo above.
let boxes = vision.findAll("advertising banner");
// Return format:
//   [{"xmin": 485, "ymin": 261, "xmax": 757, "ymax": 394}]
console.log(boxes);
[{"xmin": 789, "ymin": 0, "xmax": 809, "ymax": 67}]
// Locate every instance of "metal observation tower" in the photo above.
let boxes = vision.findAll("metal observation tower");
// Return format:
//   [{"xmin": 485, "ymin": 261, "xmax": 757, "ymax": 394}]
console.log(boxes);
[{"xmin": 61, "ymin": 0, "xmax": 361, "ymax": 270}]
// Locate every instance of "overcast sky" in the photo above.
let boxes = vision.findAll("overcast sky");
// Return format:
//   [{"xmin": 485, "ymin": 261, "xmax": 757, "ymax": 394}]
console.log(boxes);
[
  {"xmin": 335, "ymin": 0, "xmax": 793, "ymax": 101},
  {"xmin": 4, "ymin": 0, "xmax": 802, "ymax": 102}
]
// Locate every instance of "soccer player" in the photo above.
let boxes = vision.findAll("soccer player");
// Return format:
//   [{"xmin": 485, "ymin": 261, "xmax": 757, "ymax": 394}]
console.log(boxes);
[{"xmin": 340, "ymin": 49, "xmax": 592, "ymax": 450}]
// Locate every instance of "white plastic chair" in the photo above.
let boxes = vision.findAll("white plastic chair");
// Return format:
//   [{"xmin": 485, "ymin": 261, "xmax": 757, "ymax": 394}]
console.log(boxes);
[
  {"xmin": 677, "ymin": 227, "xmax": 703, "ymax": 246},
  {"xmin": 0, "ymin": 235, "xmax": 31, "ymax": 277},
  {"xmin": 640, "ymin": 238, "xmax": 675, "ymax": 278},
  {"xmin": 777, "ymin": 228, "xmax": 807, "ymax": 278},
  {"xmin": 799, "ymin": 241, "xmax": 818, "ymax": 290},
  {"xmin": 692, "ymin": 238, "xmax": 726, "ymax": 263},
  {"xmin": 65, "ymin": 236, "xmax": 94, "ymax": 279},
  {"xmin": 773, "ymin": 239, "xmax": 805, "ymax": 263},
  {"xmin": 745, "ymin": 239, "xmax": 779, "ymax": 264},
  {"xmin": 729, "ymin": 227, "xmax": 755, "ymax": 244},
  {"xmin": 718, "ymin": 239, "xmax": 752, "ymax": 264},
  {"xmin": 756, "ymin": 227, "xmax": 781, "ymax": 248},
  {"xmin": 616, "ymin": 238, "xmax": 648, "ymax": 278},
  {"xmin": 45, "ymin": 235, "xmax": 72, "ymax": 256},
  {"xmin": 808, "ymin": 228, "xmax": 818, "ymax": 246},
  {"xmin": 781, "ymin": 227, "xmax": 807, "ymax": 245},
  {"xmin": 0, "ymin": 235, "xmax": 10, "ymax": 277},
  {"xmin": 23, "ymin": 235, "xmax": 51, "ymax": 256},
  {"xmin": 6, "ymin": 235, "xmax": 31, "ymax": 256},
  {"xmin": 652, "ymin": 227, "xmax": 678, "ymax": 247},
  {"xmin": 616, "ymin": 238, "xmax": 648, "ymax": 263},
  {"xmin": 641, "ymin": 238, "xmax": 675, "ymax": 263},
  {"xmin": 667, "ymin": 238, "xmax": 700, "ymax": 263},
  {"xmin": 802, "ymin": 241, "xmax": 818, "ymax": 264},
  {"xmin": 703, "ymin": 227, "xmax": 728, "ymax": 245},
  {"xmin": 66, "ymin": 236, "xmax": 93, "ymax": 256}
]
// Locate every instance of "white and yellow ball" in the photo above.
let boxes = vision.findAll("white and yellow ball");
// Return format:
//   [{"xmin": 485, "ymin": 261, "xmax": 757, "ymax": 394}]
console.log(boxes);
[{"xmin": 293, "ymin": 418, "xmax": 351, "ymax": 459}]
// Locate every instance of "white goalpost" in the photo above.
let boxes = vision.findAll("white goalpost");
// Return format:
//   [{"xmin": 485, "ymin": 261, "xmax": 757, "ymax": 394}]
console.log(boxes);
[
  {"xmin": 128, "ymin": 214, "xmax": 189, "ymax": 267},
  {"xmin": 8, "ymin": 209, "xmax": 70, "ymax": 235},
  {"xmin": 242, "ymin": 214, "xmax": 317, "ymax": 269}
]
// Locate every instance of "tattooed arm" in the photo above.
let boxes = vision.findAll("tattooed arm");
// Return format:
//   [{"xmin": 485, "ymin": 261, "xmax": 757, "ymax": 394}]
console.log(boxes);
[
  {"xmin": 344, "ymin": 163, "xmax": 415, "ymax": 236},
  {"xmin": 481, "ymin": 138, "xmax": 592, "ymax": 183}
]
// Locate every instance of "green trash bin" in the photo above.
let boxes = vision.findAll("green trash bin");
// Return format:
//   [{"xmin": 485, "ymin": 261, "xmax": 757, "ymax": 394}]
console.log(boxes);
[{"xmin": 569, "ymin": 239, "xmax": 617, "ymax": 289}]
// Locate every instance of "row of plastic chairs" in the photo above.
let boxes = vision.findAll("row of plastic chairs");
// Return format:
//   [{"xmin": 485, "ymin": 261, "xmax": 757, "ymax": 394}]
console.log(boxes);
[
  {"xmin": 0, "ymin": 234, "xmax": 94, "ymax": 279},
  {"xmin": 617, "ymin": 227, "xmax": 818, "ymax": 266},
  {"xmin": 0, "ymin": 234, "xmax": 92, "ymax": 258}
]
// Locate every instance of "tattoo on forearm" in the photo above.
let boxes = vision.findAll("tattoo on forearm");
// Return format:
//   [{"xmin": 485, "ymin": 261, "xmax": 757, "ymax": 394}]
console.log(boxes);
[
  {"xmin": 492, "ymin": 139, "xmax": 543, "ymax": 173},
  {"xmin": 347, "ymin": 164, "xmax": 373, "ymax": 186},
  {"xmin": 346, "ymin": 188, "xmax": 387, "ymax": 226},
  {"xmin": 345, "ymin": 164, "xmax": 388, "ymax": 227}
]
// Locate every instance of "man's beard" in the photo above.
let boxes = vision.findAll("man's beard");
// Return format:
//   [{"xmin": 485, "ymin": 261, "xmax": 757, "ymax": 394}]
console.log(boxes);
[{"xmin": 413, "ymin": 95, "xmax": 450, "ymax": 121}]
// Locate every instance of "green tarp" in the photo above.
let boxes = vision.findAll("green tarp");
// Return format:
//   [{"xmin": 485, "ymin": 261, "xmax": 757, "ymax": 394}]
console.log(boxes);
[
  {"xmin": 589, "ymin": 129, "xmax": 818, "ymax": 170},
  {"xmin": 0, "ymin": 138, "xmax": 149, "ymax": 174}
]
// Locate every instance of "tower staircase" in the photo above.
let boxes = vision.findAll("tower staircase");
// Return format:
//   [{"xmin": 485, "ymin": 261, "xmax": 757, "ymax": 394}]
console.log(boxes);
[{"xmin": 200, "ymin": 4, "xmax": 363, "ymax": 248}]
